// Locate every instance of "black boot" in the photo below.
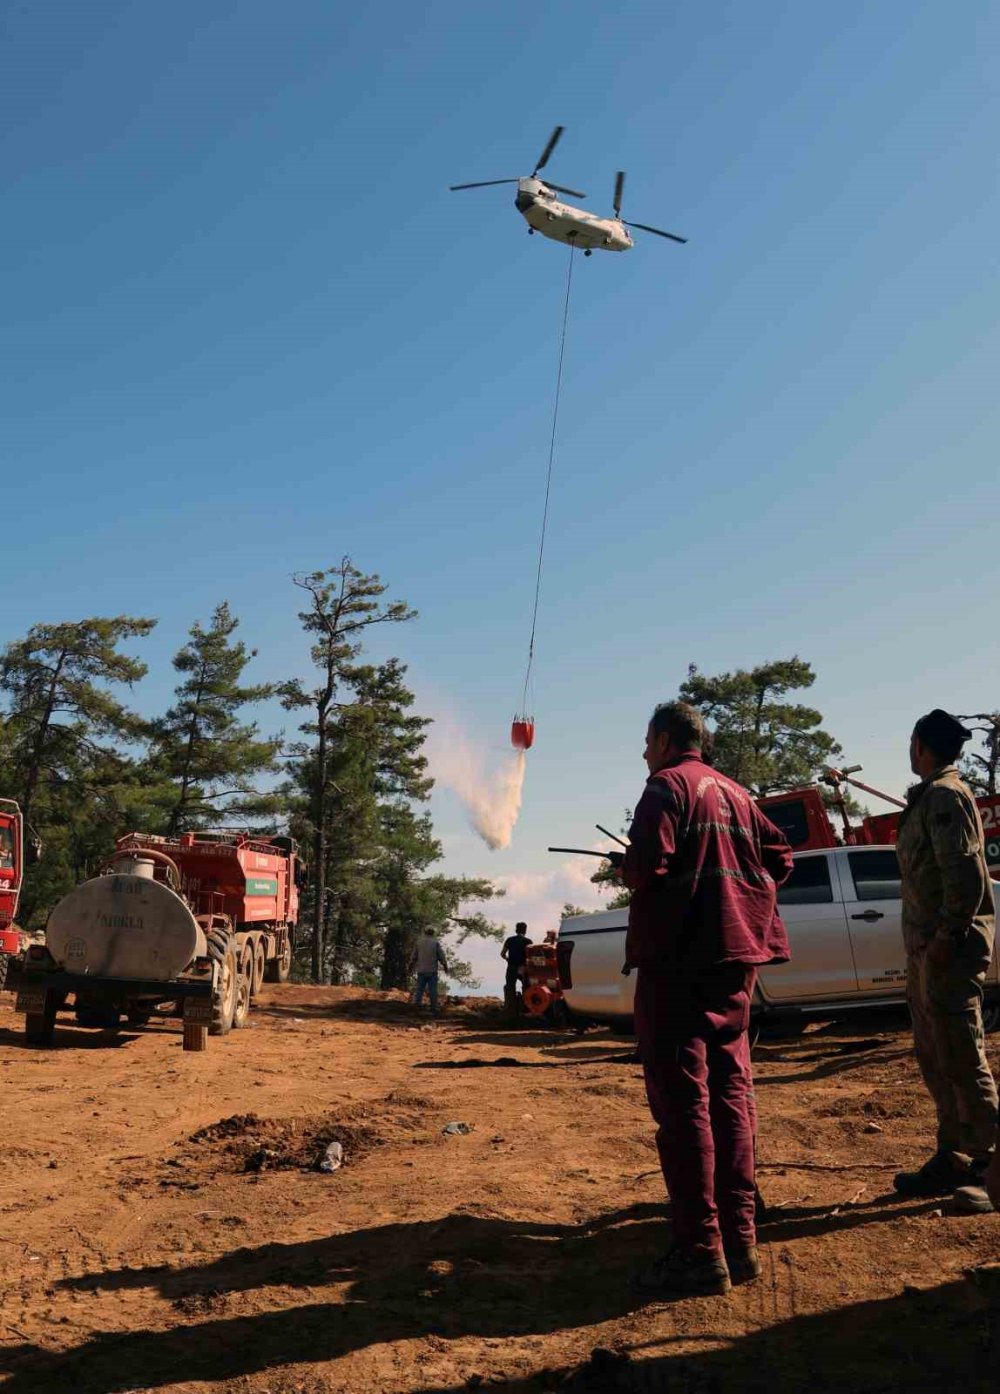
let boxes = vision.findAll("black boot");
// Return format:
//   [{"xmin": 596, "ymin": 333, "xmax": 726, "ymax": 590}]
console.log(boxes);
[{"xmin": 893, "ymin": 1150, "xmax": 967, "ymax": 1197}]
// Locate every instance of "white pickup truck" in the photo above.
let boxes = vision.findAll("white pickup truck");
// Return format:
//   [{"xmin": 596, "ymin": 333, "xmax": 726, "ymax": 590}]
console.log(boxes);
[{"xmin": 559, "ymin": 845, "xmax": 1000, "ymax": 1033}]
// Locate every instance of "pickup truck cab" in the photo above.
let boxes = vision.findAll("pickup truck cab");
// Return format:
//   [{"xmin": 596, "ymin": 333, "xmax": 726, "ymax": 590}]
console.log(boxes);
[{"xmin": 559, "ymin": 845, "xmax": 1000, "ymax": 1032}]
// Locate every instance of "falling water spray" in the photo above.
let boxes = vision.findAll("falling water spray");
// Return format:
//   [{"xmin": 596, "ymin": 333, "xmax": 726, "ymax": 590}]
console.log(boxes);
[{"xmin": 428, "ymin": 722, "xmax": 527, "ymax": 850}]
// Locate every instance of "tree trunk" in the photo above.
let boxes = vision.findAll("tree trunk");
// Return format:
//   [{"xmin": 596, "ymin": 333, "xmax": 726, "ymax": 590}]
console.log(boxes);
[
  {"xmin": 168, "ymin": 669, "xmax": 206, "ymax": 835},
  {"xmin": 22, "ymin": 653, "xmax": 65, "ymax": 830},
  {"xmin": 380, "ymin": 923, "xmax": 411, "ymax": 991},
  {"xmin": 311, "ymin": 702, "xmax": 329, "ymax": 984}
]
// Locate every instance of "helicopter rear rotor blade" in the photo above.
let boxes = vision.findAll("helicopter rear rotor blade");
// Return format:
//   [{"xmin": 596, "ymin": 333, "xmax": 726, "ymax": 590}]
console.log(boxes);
[
  {"xmin": 533, "ymin": 125, "xmax": 564, "ymax": 175},
  {"xmin": 613, "ymin": 170, "xmax": 625, "ymax": 218},
  {"xmin": 449, "ymin": 179, "xmax": 520, "ymax": 191},
  {"xmin": 624, "ymin": 219, "xmax": 688, "ymax": 244},
  {"xmin": 546, "ymin": 182, "xmax": 587, "ymax": 199}
]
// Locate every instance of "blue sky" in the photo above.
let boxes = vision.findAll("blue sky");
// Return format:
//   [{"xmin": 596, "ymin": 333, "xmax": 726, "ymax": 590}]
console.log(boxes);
[{"xmin": 4, "ymin": 2, "xmax": 999, "ymax": 983}]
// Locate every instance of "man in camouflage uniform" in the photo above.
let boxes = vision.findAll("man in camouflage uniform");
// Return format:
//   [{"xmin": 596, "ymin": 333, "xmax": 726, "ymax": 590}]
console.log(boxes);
[{"xmin": 894, "ymin": 709, "xmax": 998, "ymax": 1213}]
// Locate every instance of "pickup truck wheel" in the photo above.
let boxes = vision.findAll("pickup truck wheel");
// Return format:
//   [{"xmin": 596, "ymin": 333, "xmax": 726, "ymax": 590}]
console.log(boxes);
[
  {"xmin": 209, "ymin": 937, "xmax": 238, "ymax": 1036},
  {"xmin": 25, "ymin": 989, "xmax": 59, "ymax": 1047},
  {"xmin": 982, "ymin": 1001, "xmax": 999, "ymax": 1034},
  {"xmin": 232, "ymin": 947, "xmax": 253, "ymax": 1029}
]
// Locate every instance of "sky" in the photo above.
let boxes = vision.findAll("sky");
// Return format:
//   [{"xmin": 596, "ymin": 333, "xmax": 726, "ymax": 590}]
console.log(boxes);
[{"xmin": 3, "ymin": 1, "xmax": 999, "ymax": 989}]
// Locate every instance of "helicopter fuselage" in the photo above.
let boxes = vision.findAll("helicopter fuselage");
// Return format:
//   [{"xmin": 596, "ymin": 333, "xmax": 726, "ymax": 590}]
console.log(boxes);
[{"xmin": 514, "ymin": 177, "xmax": 632, "ymax": 253}]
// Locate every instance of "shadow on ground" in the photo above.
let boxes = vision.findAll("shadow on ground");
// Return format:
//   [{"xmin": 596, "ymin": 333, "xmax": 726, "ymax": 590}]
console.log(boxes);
[
  {"xmin": 1, "ymin": 1194, "xmax": 957, "ymax": 1394},
  {"xmin": 0, "ymin": 1026, "xmax": 140, "ymax": 1051},
  {"xmin": 411, "ymin": 1267, "xmax": 1000, "ymax": 1392}
]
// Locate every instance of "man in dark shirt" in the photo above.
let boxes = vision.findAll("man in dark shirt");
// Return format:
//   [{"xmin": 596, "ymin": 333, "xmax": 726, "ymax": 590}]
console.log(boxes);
[
  {"xmin": 617, "ymin": 701, "xmax": 793, "ymax": 1298},
  {"xmin": 501, "ymin": 921, "xmax": 532, "ymax": 1015}
]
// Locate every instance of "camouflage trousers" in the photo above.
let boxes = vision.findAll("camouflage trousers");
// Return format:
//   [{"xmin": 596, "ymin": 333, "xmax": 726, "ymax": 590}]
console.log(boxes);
[{"xmin": 907, "ymin": 947, "xmax": 998, "ymax": 1160}]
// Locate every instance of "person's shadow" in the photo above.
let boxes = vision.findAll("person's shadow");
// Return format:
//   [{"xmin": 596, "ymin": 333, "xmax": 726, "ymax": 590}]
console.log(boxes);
[
  {"xmin": 4, "ymin": 1205, "xmax": 663, "ymax": 1393},
  {"xmin": 4, "ymin": 1190, "xmax": 944, "ymax": 1394}
]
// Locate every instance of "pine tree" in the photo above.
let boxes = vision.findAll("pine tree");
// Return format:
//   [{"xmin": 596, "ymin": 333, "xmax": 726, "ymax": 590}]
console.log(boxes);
[
  {"xmin": 958, "ymin": 714, "xmax": 1000, "ymax": 796},
  {"xmin": 0, "ymin": 616, "xmax": 156, "ymax": 920},
  {"xmin": 150, "ymin": 602, "xmax": 280, "ymax": 833},
  {"xmin": 282, "ymin": 561, "xmax": 415, "ymax": 982},
  {"xmin": 679, "ymin": 658, "xmax": 842, "ymax": 794}
]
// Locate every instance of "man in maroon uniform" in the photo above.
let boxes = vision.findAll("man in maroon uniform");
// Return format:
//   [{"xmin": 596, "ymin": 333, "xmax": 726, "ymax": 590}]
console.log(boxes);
[{"xmin": 618, "ymin": 702, "xmax": 793, "ymax": 1296}]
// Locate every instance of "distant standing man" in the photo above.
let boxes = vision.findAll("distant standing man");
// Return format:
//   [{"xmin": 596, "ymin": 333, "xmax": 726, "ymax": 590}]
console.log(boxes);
[
  {"xmin": 413, "ymin": 927, "xmax": 448, "ymax": 1015},
  {"xmin": 617, "ymin": 702, "xmax": 793, "ymax": 1297},
  {"xmin": 501, "ymin": 921, "xmax": 532, "ymax": 1014},
  {"xmin": 893, "ymin": 710, "xmax": 997, "ymax": 1214}
]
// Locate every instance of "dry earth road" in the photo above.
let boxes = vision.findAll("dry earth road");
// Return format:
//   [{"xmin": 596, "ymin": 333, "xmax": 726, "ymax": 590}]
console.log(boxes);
[{"xmin": 0, "ymin": 985, "xmax": 997, "ymax": 1393}]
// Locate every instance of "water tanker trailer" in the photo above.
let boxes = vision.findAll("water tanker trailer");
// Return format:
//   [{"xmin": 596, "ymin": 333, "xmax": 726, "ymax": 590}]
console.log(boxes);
[{"xmin": 15, "ymin": 830, "xmax": 302, "ymax": 1051}]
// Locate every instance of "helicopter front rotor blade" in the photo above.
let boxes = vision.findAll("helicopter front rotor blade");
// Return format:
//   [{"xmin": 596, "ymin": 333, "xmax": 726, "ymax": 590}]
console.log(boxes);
[
  {"xmin": 624, "ymin": 220, "xmax": 688, "ymax": 244},
  {"xmin": 546, "ymin": 182, "xmax": 587, "ymax": 199},
  {"xmin": 613, "ymin": 171, "xmax": 625, "ymax": 218},
  {"xmin": 533, "ymin": 125, "xmax": 564, "ymax": 174},
  {"xmin": 449, "ymin": 179, "xmax": 520, "ymax": 191}
]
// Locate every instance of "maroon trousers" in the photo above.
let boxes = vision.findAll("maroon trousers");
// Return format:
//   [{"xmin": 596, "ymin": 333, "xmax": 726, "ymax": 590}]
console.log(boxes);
[{"xmin": 634, "ymin": 961, "xmax": 758, "ymax": 1259}]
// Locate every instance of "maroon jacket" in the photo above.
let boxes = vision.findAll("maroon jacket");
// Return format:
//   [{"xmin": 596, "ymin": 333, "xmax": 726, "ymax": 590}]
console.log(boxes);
[{"xmin": 623, "ymin": 752, "xmax": 793, "ymax": 969}]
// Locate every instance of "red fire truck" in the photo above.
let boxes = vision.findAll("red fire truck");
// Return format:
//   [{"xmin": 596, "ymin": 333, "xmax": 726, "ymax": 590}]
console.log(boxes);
[
  {"xmin": 0, "ymin": 801, "xmax": 27, "ymax": 989},
  {"xmin": 758, "ymin": 765, "xmax": 1000, "ymax": 878},
  {"xmin": 15, "ymin": 829, "xmax": 302, "ymax": 1049}
]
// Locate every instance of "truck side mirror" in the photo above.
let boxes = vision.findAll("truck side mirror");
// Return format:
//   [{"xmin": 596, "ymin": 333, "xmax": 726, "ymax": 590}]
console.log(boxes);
[
  {"xmin": 294, "ymin": 864, "xmax": 308, "ymax": 890},
  {"xmin": 26, "ymin": 837, "xmax": 42, "ymax": 867}
]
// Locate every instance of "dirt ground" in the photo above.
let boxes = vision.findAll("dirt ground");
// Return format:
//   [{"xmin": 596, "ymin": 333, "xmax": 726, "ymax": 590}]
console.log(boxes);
[{"xmin": 0, "ymin": 985, "xmax": 997, "ymax": 1394}]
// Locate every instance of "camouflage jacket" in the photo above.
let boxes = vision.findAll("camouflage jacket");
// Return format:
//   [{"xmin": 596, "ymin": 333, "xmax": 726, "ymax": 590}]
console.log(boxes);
[{"xmin": 896, "ymin": 765, "xmax": 995, "ymax": 957}]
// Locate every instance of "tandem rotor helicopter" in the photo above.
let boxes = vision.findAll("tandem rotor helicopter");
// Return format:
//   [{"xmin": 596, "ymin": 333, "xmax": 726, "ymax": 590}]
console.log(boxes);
[{"xmin": 449, "ymin": 125, "xmax": 687, "ymax": 256}]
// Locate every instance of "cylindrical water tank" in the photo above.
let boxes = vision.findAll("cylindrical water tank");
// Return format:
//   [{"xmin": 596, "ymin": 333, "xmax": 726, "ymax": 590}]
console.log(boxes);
[{"xmin": 46, "ymin": 872, "xmax": 203, "ymax": 980}]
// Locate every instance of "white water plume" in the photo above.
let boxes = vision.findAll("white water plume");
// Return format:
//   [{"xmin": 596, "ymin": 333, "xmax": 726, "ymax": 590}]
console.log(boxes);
[{"xmin": 429, "ymin": 722, "xmax": 526, "ymax": 850}]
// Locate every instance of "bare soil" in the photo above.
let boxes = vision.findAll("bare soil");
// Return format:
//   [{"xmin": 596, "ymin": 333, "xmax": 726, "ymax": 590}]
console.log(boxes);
[{"xmin": 0, "ymin": 985, "xmax": 997, "ymax": 1393}]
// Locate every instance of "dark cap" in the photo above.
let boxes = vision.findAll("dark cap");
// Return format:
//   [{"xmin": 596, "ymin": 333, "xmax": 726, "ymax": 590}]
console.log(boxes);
[{"xmin": 913, "ymin": 709, "xmax": 973, "ymax": 757}]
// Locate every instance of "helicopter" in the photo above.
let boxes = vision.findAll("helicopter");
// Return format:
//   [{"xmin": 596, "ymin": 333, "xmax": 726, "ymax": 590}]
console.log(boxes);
[{"xmin": 449, "ymin": 126, "xmax": 687, "ymax": 255}]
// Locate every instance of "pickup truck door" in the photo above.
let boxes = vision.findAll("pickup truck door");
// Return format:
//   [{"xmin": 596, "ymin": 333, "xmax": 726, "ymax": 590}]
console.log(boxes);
[
  {"xmin": 837, "ymin": 847, "xmax": 907, "ymax": 996},
  {"xmin": 760, "ymin": 850, "xmax": 860, "ymax": 1001}
]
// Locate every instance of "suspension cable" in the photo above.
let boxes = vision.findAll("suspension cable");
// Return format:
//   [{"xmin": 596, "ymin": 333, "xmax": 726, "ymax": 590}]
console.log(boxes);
[{"xmin": 520, "ymin": 245, "xmax": 575, "ymax": 713}]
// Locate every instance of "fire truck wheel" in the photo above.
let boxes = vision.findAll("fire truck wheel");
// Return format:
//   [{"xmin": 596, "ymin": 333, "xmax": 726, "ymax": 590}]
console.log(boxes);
[
  {"xmin": 546, "ymin": 999, "xmax": 570, "ymax": 1030},
  {"xmin": 265, "ymin": 930, "xmax": 293, "ymax": 984},
  {"xmin": 251, "ymin": 938, "xmax": 266, "ymax": 997},
  {"xmin": 232, "ymin": 947, "xmax": 253, "ymax": 1029},
  {"xmin": 209, "ymin": 937, "xmax": 238, "ymax": 1036},
  {"xmin": 0, "ymin": 955, "xmax": 8, "ymax": 992},
  {"xmin": 25, "ymin": 989, "xmax": 58, "ymax": 1047}
]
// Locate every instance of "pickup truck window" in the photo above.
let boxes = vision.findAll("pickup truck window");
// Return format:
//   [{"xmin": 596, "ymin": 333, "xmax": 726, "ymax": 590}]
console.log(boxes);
[
  {"xmin": 776, "ymin": 856, "xmax": 834, "ymax": 906},
  {"xmin": 847, "ymin": 849, "xmax": 901, "ymax": 902}
]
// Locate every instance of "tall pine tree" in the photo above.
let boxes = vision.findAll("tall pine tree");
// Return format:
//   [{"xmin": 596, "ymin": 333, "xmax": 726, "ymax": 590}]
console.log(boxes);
[
  {"xmin": 281, "ymin": 561, "xmax": 415, "ymax": 982},
  {"xmin": 679, "ymin": 658, "xmax": 841, "ymax": 794},
  {"xmin": 0, "ymin": 616, "xmax": 156, "ymax": 920},
  {"xmin": 150, "ymin": 602, "xmax": 280, "ymax": 832}
]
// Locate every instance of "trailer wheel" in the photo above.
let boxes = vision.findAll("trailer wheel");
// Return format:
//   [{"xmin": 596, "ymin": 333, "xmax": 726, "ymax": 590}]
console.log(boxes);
[
  {"xmin": 25, "ymin": 989, "xmax": 59, "ymax": 1047},
  {"xmin": 209, "ymin": 937, "xmax": 238, "ymax": 1037},
  {"xmin": 251, "ymin": 938, "xmax": 266, "ymax": 997},
  {"xmin": 232, "ymin": 946, "xmax": 253, "ymax": 1030},
  {"xmin": 265, "ymin": 928, "xmax": 293, "ymax": 984},
  {"xmin": 183, "ymin": 1021, "xmax": 208, "ymax": 1052}
]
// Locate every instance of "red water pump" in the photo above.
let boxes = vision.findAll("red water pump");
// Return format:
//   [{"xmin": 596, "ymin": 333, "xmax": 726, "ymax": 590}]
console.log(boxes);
[{"xmin": 521, "ymin": 939, "xmax": 563, "ymax": 1016}]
